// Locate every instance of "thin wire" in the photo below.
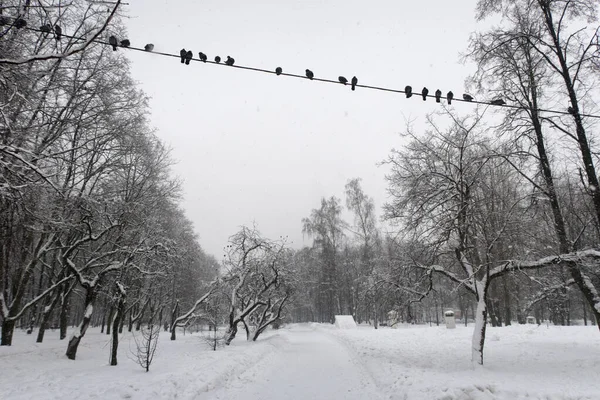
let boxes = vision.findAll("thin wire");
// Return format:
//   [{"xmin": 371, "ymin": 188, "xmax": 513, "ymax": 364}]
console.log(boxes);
[{"xmin": 5, "ymin": 22, "xmax": 600, "ymax": 120}]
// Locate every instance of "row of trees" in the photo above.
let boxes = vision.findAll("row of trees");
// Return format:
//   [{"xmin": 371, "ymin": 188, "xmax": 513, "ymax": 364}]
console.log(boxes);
[
  {"xmin": 0, "ymin": 0, "xmax": 223, "ymax": 366},
  {"xmin": 289, "ymin": 0, "xmax": 600, "ymax": 367}
]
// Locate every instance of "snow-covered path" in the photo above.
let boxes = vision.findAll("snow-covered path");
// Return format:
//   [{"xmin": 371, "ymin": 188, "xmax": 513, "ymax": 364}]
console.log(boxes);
[{"xmin": 200, "ymin": 326, "xmax": 384, "ymax": 400}]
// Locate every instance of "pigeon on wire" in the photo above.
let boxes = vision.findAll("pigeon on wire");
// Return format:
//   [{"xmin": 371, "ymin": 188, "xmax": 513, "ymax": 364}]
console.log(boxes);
[
  {"xmin": 422, "ymin": 87, "xmax": 429, "ymax": 101},
  {"xmin": 463, "ymin": 94, "xmax": 474, "ymax": 102},
  {"xmin": 275, "ymin": 67, "xmax": 283, "ymax": 75},
  {"xmin": 305, "ymin": 69, "xmax": 314, "ymax": 80},
  {"xmin": 40, "ymin": 24, "xmax": 52, "ymax": 33},
  {"xmin": 405, "ymin": 85, "xmax": 413, "ymax": 98},
  {"xmin": 54, "ymin": 25, "xmax": 62, "ymax": 41},
  {"xmin": 185, "ymin": 50, "xmax": 193, "ymax": 65},
  {"xmin": 351, "ymin": 76, "xmax": 358, "ymax": 91},
  {"xmin": 144, "ymin": 43, "xmax": 154, "ymax": 52},
  {"xmin": 447, "ymin": 91, "xmax": 454, "ymax": 105},
  {"xmin": 338, "ymin": 76, "xmax": 348, "ymax": 85},
  {"xmin": 225, "ymin": 56, "xmax": 235, "ymax": 66},
  {"xmin": 120, "ymin": 39, "xmax": 130, "ymax": 48},
  {"xmin": 180, "ymin": 49, "xmax": 187, "ymax": 63},
  {"xmin": 214, "ymin": 55, "xmax": 221, "ymax": 63},
  {"xmin": 15, "ymin": 18, "xmax": 26, "ymax": 29},
  {"xmin": 109, "ymin": 36, "xmax": 118, "ymax": 51},
  {"xmin": 435, "ymin": 89, "xmax": 442, "ymax": 103},
  {"xmin": 490, "ymin": 98, "xmax": 505, "ymax": 105},
  {"xmin": 198, "ymin": 52, "xmax": 207, "ymax": 62}
]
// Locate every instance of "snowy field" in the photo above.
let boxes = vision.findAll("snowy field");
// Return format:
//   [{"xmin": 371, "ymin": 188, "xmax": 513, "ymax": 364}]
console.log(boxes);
[{"xmin": 0, "ymin": 323, "xmax": 599, "ymax": 400}]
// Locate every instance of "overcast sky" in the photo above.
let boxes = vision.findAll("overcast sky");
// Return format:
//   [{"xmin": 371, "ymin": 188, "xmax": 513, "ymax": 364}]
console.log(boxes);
[{"xmin": 122, "ymin": 0, "xmax": 485, "ymax": 258}]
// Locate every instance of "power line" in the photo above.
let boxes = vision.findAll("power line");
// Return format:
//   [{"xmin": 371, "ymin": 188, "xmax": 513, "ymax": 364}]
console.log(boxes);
[{"xmin": 3, "ymin": 20, "xmax": 600, "ymax": 120}]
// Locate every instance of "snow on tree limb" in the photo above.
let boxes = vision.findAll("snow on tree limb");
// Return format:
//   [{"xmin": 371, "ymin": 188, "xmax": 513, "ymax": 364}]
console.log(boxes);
[
  {"xmin": 0, "ymin": 0, "xmax": 122, "ymax": 65},
  {"xmin": 4, "ymin": 275, "xmax": 74, "ymax": 322},
  {"xmin": 170, "ymin": 279, "xmax": 219, "ymax": 330}
]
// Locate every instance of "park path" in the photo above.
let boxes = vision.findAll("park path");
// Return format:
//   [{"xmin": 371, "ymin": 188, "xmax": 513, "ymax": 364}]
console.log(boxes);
[{"xmin": 198, "ymin": 325, "xmax": 384, "ymax": 400}]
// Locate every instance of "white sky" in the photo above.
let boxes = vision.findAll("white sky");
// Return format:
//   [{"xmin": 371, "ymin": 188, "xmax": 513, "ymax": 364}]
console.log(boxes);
[{"xmin": 123, "ymin": 0, "xmax": 485, "ymax": 258}]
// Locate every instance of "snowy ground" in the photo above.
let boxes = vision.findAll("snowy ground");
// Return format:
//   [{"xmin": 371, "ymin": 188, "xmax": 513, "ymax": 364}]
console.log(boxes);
[{"xmin": 0, "ymin": 323, "xmax": 599, "ymax": 400}]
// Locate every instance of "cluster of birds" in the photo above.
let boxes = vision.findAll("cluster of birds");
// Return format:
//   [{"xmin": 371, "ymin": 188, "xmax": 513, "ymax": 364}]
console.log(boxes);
[
  {"xmin": 108, "ymin": 35, "xmax": 130, "ymax": 51},
  {"xmin": 401, "ymin": 85, "xmax": 505, "ymax": 106},
  {"xmin": 178, "ymin": 48, "xmax": 235, "ymax": 66},
  {"xmin": 0, "ymin": 22, "xmax": 513, "ymax": 108},
  {"xmin": 0, "ymin": 17, "xmax": 63, "ymax": 41}
]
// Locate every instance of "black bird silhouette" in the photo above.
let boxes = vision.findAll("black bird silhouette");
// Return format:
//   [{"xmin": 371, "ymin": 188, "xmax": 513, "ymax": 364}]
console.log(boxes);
[
  {"xmin": 144, "ymin": 43, "xmax": 154, "ymax": 52},
  {"xmin": 225, "ymin": 56, "xmax": 235, "ymax": 66},
  {"xmin": 185, "ymin": 50, "xmax": 193, "ymax": 65},
  {"xmin": 490, "ymin": 98, "xmax": 505, "ymax": 106},
  {"xmin": 568, "ymin": 106, "xmax": 575, "ymax": 114},
  {"xmin": 109, "ymin": 36, "xmax": 118, "ymax": 51},
  {"xmin": 422, "ymin": 87, "xmax": 429, "ymax": 101},
  {"xmin": 198, "ymin": 52, "xmax": 207, "ymax": 62},
  {"xmin": 120, "ymin": 39, "xmax": 130, "ymax": 48},
  {"xmin": 214, "ymin": 56, "xmax": 221, "ymax": 63},
  {"xmin": 351, "ymin": 76, "xmax": 358, "ymax": 91},
  {"xmin": 447, "ymin": 91, "xmax": 454, "ymax": 105},
  {"xmin": 15, "ymin": 18, "xmax": 27, "ymax": 29},
  {"xmin": 305, "ymin": 69, "xmax": 314, "ymax": 80},
  {"xmin": 435, "ymin": 89, "xmax": 442, "ymax": 103},
  {"xmin": 275, "ymin": 67, "xmax": 282, "ymax": 75},
  {"xmin": 338, "ymin": 76, "xmax": 348, "ymax": 85},
  {"xmin": 40, "ymin": 24, "xmax": 52, "ymax": 33},
  {"xmin": 54, "ymin": 25, "xmax": 62, "ymax": 41},
  {"xmin": 180, "ymin": 49, "xmax": 187, "ymax": 63},
  {"xmin": 405, "ymin": 85, "xmax": 413, "ymax": 98},
  {"xmin": 463, "ymin": 93, "xmax": 474, "ymax": 102}
]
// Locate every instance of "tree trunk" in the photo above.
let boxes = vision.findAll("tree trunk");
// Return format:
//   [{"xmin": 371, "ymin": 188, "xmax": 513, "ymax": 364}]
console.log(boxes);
[
  {"xmin": 110, "ymin": 295, "xmax": 125, "ymax": 366},
  {"xmin": 36, "ymin": 290, "xmax": 61, "ymax": 343},
  {"xmin": 59, "ymin": 289, "xmax": 71, "ymax": 340},
  {"xmin": 1, "ymin": 319, "xmax": 16, "ymax": 346},
  {"xmin": 106, "ymin": 306, "xmax": 114, "ymax": 335},
  {"xmin": 169, "ymin": 301, "xmax": 179, "ymax": 341},
  {"xmin": 472, "ymin": 282, "xmax": 488, "ymax": 366},
  {"xmin": 66, "ymin": 288, "xmax": 95, "ymax": 360},
  {"xmin": 224, "ymin": 323, "xmax": 238, "ymax": 345}
]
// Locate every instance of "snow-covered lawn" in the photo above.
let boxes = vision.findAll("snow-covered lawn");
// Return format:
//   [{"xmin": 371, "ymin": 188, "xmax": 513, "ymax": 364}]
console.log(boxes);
[
  {"xmin": 326, "ymin": 323, "xmax": 600, "ymax": 400},
  {"xmin": 0, "ymin": 323, "xmax": 599, "ymax": 399},
  {"xmin": 0, "ymin": 328, "xmax": 287, "ymax": 399}
]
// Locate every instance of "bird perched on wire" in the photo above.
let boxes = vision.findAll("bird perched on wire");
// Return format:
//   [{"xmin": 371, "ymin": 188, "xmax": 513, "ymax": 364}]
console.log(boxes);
[
  {"xmin": 351, "ymin": 76, "xmax": 358, "ymax": 91},
  {"xmin": 463, "ymin": 94, "xmax": 474, "ymax": 102},
  {"xmin": 225, "ymin": 56, "xmax": 235, "ymax": 66},
  {"xmin": 40, "ymin": 24, "xmax": 52, "ymax": 33},
  {"xmin": 180, "ymin": 49, "xmax": 187, "ymax": 63},
  {"xmin": 305, "ymin": 69, "xmax": 314, "ymax": 80},
  {"xmin": 435, "ymin": 89, "xmax": 442, "ymax": 103},
  {"xmin": 405, "ymin": 85, "xmax": 413, "ymax": 98},
  {"xmin": 120, "ymin": 39, "xmax": 130, "ymax": 48},
  {"xmin": 490, "ymin": 98, "xmax": 505, "ymax": 106},
  {"xmin": 275, "ymin": 67, "xmax": 283, "ymax": 75},
  {"xmin": 568, "ymin": 106, "xmax": 575, "ymax": 114},
  {"xmin": 447, "ymin": 91, "xmax": 454, "ymax": 105},
  {"xmin": 214, "ymin": 56, "xmax": 221, "ymax": 63},
  {"xmin": 144, "ymin": 43, "xmax": 154, "ymax": 52},
  {"xmin": 422, "ymin": 87, "xmax": 429, "ymax": 101},
  {"xmin": 15, "ymin": 18, "xmax": 27, "ymax": 29},
  {"xmin": 338, "ymin": 76, "xmax": 348, "ymax": 85},
  {"xmin": 198, "ymin": 52, "xmax": 207, "ymax": 62},
  {"xmin": 54, "ymin": 25, "xmax": 62, "ymax": 41},
  {"xmin": 185, "ymin": 50, "xmax": 193, "ymax": 65},
  {"xmin": 109, "ymin": 36, "xmax": 118, "ymax": 51}
]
